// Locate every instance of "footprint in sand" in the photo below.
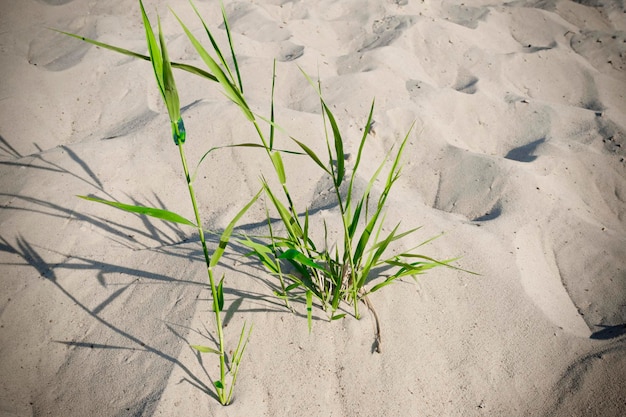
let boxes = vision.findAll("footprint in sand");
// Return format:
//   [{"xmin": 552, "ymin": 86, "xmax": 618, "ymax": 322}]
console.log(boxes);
[{"xmin": 359, "ymin": 15, "xmax": 415, "ymax": 52}]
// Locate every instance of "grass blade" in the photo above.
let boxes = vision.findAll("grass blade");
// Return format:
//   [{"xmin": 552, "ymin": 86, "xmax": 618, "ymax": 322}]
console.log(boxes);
[
  {"xmin": 278, "ymin": 248, "xmax": 326, "ymax": 271},
  {"xmin": 54, "ymin": 29, "xmax": 218, "ymax": 82},
  {"xmin": 140, "ymin": 1, "xmax": 164, "ymax": 100},
  {"xmin": 321, "ymin": 102, "xmax": 345, "ymax": 187},
  {"xmin": 210, "ymin": 189, "xmax": 261, "ymax": 268},
  {"xmin": 172, "ymin": 10, "xmax": 254, "ymax": 121},
  {"xmin": 78, "ymin": 195, "xmax": 196, "ymax": 227},
  {"xmin": 217, "ymin": 275, "xmax": 225, "ymax": 312},
  {"xmin": 191, "ymin": 345, "xmax": 221, "ymax": 354}
]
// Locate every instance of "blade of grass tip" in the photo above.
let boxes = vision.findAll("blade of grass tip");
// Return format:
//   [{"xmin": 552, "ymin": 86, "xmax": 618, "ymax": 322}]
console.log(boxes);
[
  {"xmin": 189, "ymin": 0, "xmax": 237, "ymax": 87},
  {"xmin": 172, "ymin": 10, "xmax": 254, "ymax": 121},
  {"xmin": 320, "ymin": 101, "xmax": 344, "ymax": 187},
  {"xmin": 289, "ymin": 137, "xmax": 332, "ymax": 176},
  {"xmin": 221, "ymin": 1, "xmax": 244, "ymax": 92},
  {"xmin": 210, "ymin": 189, "xmax": 262, "ymax": 268},
  {"xmin": 347, "ymin": 99, "xmax": 375, "ymax": 205},
  {"xmin": 270, "ymin": 151, "xmax": 286, "ymax": 185},
  {"xmin": 51, "ymin": 30, "xmax": 218, "ymax": 82},
  {"xmin": 140, "ymin": 0, "xmax": 164, "ymax": 100},
  {"xmin": 269, "ymin": 60, "xmax": 276, "ymax": 150},
  {"xmin": 78, "ymin": 195, "xmax": 196, "ymax": 227}
]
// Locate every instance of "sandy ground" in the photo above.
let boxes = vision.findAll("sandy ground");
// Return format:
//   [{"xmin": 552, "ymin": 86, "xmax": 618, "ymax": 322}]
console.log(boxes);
[{"xmin": 1, "ymin": 0, "xmax": 625, "ymax": 416}]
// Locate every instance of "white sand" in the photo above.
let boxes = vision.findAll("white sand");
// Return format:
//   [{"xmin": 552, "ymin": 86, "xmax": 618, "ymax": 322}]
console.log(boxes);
[{"xmin": 1, "ymin": 0, "xmax": 625, "ymax": 416}]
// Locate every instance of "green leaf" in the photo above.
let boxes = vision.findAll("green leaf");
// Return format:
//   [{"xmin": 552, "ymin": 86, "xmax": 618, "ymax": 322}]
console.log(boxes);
[
  {"xmin": 290, "ymin": 137, "xmax": 332, "ymax": 176},
  {"xmin": 210, "ymin": 189, "xmax": 262, "ymax": 268},
  {"xmin": 157, "ymin": 15, "xmax": 181, "ymax": 125},
  {"xmin": 330, "ymin": 313, "xmax": 346, "ymax": 321},
  {"xmin": 221, "ymin": 2, "xmax": 244, "ymax": 92},
  {"xmin": 216, "ymin": 275, "xmax": 225, "ymax": 312},
  {"xmin": 278, "ymin": 249, "xmax": 326, "ymax": 271},
  {"xmin": 261, "ymin": 180, "xmax": 302, "ymax": 240},
  {"xmin": 214, "ymin": 380, "xmax": 225, "ymax": 389},
  {"xmin": 190, "ymin": 344, "xmax": 220, "ymax": 354},
  {"xmin": 270, "ymin": 151, "xmax": 286, "ymax": 185},
  {"xmin": 140, "ymin": 1, "xmax": 164, "ymax": 100},
  {"xmin": 321, "ymin": 101, "xmax": 345, "ymax": 187},
  {"xmin": 78, "ymin": 195, "xmax": 196, "ymax": 227},
  {"xmin": 54, "ymin": 29, "xmax": 217, "ymax": 81},
  {"xmin": 347, "ymin": 100, "xmax": 375, "ymax": 204},
  {"xmin": 172, "ymin": 10, "xmax": 254, "ymax": 121}
]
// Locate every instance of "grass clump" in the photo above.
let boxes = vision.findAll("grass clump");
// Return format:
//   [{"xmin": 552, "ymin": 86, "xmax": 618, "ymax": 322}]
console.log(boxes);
[{"xmin": 60, "ymin": 0, "xmax": 471, "ymax": 404}]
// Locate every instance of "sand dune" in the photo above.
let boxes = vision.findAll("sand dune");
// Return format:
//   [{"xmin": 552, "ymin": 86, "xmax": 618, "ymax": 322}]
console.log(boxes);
[{"xmin": 1, "ymin": 0, "xmax": 625, "ymax": 416}]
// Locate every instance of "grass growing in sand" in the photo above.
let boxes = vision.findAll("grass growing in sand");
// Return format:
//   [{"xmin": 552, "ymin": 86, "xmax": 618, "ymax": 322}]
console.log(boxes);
[
  {"xmin": 59, "ymin": 1, "xmax": 258, "ymax": 405},
  {"xmin": 60, "ymin": 0, "xmax": 469, "ymax": 403}
]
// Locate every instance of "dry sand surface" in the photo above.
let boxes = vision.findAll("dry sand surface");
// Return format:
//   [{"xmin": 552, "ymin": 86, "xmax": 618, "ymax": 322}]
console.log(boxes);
[{"xmin": 1, "ymin": 0, "xmax": 626, "ymax": 416}]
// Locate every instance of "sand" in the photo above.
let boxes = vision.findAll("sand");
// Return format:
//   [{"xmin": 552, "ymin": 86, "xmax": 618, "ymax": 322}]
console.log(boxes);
[{"xmin": 1, "ymin": 0, "xmax": 625, "ymax": 416}]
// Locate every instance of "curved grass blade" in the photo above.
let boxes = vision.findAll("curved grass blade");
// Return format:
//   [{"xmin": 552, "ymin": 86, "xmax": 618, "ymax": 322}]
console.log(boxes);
[
  {"xmin": 172, "ymin": 10, "xmax": 254, "ymax": 121},
  {"xmin": 270, "ymin": 151, "xmax": 286, "ymax": 185},
  {"xmin": 192, "ymin": 143, "xmax": 302, "ymax": 184},
  {"xmin": 278, "ymin": 248, "xmax": 326, "ymax": 271},
  {"xmin": 210, "ymin": 189, "xmax": 262, "ymax": 268},
  {"xmin": 78, "ymin": 195, "xmax": 196, "ymax": 227},
  {"xmin": 140, "ymin": 1, "xmax": 164, "ymax": 100},
  {"xmin": 289, "ymin": 137, "xmax": 332, "ymax": 176},
  {"xmin": 321, "ymin": 101, "xmax": 344, "ymax": 187},
  {"xmin": 191, "ymin": 344, "xmax": 220, "ymax": 354},
  {"xmin": 53, "ymin": 29, "xmax": 217, "ymax": 82},
  {"xmin": 346, "ymin": 100, "xmax": 375, "ymax": 206},
  {"xmin": 217, "ymin": 275, "xmax": 225, "ymax": 312},
  {"xmin": 189, "ymin": 0, "xmax": 238, "ymax": 88}
]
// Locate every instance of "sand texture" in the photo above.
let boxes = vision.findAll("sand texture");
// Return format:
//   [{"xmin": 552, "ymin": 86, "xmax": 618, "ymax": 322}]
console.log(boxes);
[{"xmin": 1, "ymin": 0, "xmax": 625, "ymax": 416}]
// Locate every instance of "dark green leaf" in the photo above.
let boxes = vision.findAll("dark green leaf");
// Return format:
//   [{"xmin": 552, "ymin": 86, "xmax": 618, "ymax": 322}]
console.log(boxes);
[
  {"xmin": 216, "ymin": 275, "xmax": 225, "ymax": 312},
  {"xmin": 278, "ymin": 249, "xmax": 326, "ymax": 271}
]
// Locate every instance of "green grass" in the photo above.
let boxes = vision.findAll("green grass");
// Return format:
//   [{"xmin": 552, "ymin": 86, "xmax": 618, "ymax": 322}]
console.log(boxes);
[
  {"xmin": 60, "ymin": 0, "xmax": 473, "ymax": 403},
  {"xmin": 59, "ymin": 0, "xmax": 258, "ymax": 405}
]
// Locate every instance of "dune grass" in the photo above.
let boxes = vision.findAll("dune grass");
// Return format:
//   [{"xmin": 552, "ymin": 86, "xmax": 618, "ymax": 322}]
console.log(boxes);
[
  {"xmin": 60, "ymin": 0, "xmax": 471, "ymax": 403},
  {"xmin": 59, "ymin": 1, "xmax": 259, "ymax": 405}
]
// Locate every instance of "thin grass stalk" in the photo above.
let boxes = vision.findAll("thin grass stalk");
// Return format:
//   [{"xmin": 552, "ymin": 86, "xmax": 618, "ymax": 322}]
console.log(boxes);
[{"xmin": 175, "ymin": 141, "xmax": 227, "ymax": 400}]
